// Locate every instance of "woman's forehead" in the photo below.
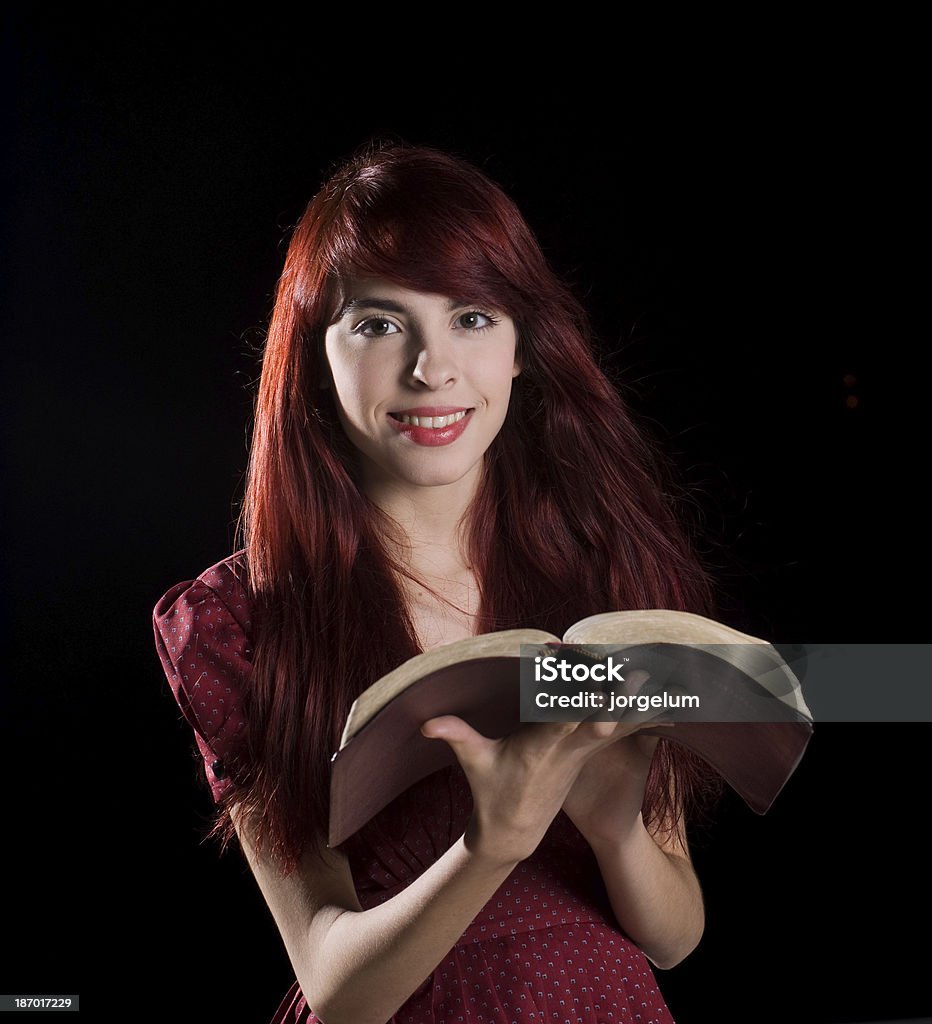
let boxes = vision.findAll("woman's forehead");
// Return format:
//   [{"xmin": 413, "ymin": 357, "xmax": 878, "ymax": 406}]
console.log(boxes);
[
  {"xmin": 332, "ymin": 276, "xmax": 504, "ymax": 320},
  {"xmin": 339, "ymin": 277, "xmax": 456, "ymax": 304}
]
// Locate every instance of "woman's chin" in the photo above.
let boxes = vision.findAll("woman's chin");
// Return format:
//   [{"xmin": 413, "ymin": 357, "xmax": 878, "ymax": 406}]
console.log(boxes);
[{"xmin": 358, "ymin": 455, "xmax": 484, "ymax": 494}]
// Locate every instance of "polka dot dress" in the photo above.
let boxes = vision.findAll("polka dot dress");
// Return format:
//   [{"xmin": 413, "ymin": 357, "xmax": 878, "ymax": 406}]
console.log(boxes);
[{"xmin": 153, "ymin": 553, "xmax": 676, "ymax": 1024}]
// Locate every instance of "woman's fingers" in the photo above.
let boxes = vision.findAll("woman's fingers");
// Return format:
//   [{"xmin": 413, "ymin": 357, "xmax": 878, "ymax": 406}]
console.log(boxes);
[
  {"xmin": 420, "ymin": 715, "xmax": 498, "ymax": 755},
  {"xmin": 424, "ymin": 717, "xmax": 579, "ymax": 749},
  {"xmin": 420, "ymin": 713, "xmax": 670, "ymax": 784},
  {"xmin": 421, "ymin": 714, "xmax": 663, "ymax": 760},
  {"xmin": 420, "ymin": 715, "xmax": 470, "ymax": 741},
  {"xmin": 422, "ymin": 717, "xmax": 586, "ymax": 772}
]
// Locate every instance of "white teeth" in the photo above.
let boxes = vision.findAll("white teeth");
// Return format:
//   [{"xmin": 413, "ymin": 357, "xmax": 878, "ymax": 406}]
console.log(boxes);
[{"xmin": 397, "ymin": 410, "xmax": 468, "ymax": 428}]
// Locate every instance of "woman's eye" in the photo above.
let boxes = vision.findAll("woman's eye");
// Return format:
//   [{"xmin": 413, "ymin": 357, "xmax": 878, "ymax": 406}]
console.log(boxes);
[
  {"xmin": 456, "ymin": 311, "xmax": 497, "ymax": 330},
  {"xmin": 357, "ymin": 317, "xmax": 399, "ymax": 337}
]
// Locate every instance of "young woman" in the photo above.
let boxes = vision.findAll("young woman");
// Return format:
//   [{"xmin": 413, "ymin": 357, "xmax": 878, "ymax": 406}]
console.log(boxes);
[{"xmin": 153, "ymin": 141, "xmax": 724, "ymax": 1024}]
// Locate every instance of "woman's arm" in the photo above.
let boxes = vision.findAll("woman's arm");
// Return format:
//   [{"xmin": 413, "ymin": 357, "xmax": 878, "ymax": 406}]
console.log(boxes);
[
  {"xmin": 560, "ymin": 732, "xmax": 705, "ymax": 969},
  {"xmin": 233, "ymin": 808, "xmax": 521, "ymax": 1024},
  {"xmin": 234, "ymin": 717, "xmax": 641, "ymax": 1024}
]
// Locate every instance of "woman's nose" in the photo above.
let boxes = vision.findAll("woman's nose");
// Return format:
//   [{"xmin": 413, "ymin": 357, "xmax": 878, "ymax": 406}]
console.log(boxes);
[{"xmin": 410, "ymin": 332, "xmax": 459, "ymax": 389}]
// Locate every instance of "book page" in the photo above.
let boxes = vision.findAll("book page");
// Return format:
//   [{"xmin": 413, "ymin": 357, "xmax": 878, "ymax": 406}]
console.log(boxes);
[
  {"xmin": 563, "ymin": 608, "xmax": 768, "ymax": 646},
  {"xmin": 341, "ymin": 628, "xmax": 558, "ymax": 747},
  {"xmin": 563, "ymin": 610, "xmax": 812, "ymax": 717}
]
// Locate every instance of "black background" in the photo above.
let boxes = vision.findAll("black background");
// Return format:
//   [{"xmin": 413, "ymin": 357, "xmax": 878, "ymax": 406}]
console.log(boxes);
[{"xmin": 4, "ymin": 13, "xmax": 927, "ymax": 1024}]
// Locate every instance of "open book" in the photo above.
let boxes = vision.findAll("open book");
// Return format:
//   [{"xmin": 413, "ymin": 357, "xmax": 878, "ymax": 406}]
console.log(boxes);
[{"xmin": 328, "ymin": 609, "xmax": 814, "ymax": 847}]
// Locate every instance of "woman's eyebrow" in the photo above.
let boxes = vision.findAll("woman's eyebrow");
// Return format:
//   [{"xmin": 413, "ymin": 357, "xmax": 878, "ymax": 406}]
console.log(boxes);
[
  {"xmin": 338, "ymin": 297, "xmax": 405, "ymax": 318},
  {"xmin": 337, "ymin": 296, "xmax": 477, "ymax": 319}
]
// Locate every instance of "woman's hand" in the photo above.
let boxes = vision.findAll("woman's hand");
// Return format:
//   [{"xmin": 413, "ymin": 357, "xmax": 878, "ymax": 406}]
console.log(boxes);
[
  {"xmin": 560, "ymin": 730, "xmax": 663, "ymax": 842},
  {"xmin": 419, "ymin": 713, "xmax": 657, "ymax": 868}
]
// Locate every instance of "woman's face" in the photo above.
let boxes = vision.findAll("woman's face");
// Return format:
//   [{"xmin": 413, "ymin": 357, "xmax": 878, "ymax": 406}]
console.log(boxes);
[{"xmin": 323, "ymin": 278, "xmax": 521, "ymax": 497}]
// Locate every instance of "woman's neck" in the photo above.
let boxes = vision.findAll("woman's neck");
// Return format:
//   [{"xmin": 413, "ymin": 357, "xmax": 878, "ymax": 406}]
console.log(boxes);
[
  {"xmin": 359, "ymin": 463, "xmax": 484, "ymax": 649},
  {"xmin": 361, "ymin": 466, "xmax": 480, "ymax": 575}
]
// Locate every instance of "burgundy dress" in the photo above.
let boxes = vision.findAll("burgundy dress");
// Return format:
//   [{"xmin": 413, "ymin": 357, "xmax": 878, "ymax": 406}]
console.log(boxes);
[{"xmin": 152, "ymin": 552, "xmax": 676, "ymax": 1024}]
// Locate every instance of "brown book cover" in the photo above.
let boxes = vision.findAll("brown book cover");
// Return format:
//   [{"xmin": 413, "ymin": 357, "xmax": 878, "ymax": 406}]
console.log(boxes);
[{"xmin": 328, "ymin": 611, "xmax": 814, "ymax": 848}]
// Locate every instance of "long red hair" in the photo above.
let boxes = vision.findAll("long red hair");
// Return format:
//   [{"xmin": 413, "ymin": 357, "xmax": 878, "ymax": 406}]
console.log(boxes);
[{"xmin": 209, "ymin": 141, "xmax": 724, "ymax": 874}]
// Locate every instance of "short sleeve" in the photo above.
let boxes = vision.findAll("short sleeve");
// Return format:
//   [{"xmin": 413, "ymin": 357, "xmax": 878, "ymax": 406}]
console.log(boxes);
[{"xmin": 152, "ymin": 555, "xmax": 252, "ymax": 804}]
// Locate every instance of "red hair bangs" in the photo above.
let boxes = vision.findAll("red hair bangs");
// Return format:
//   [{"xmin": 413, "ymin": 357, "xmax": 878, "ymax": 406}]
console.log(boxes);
[{"xmin": 291, "ymin": 148, "xmax": 539, "ymax": 337}]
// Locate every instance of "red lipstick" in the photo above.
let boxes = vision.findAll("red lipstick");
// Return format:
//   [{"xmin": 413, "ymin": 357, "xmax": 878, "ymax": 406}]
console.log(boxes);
[{"xmin": 387, "ymin": 407, "xmax": 474, "ymax": 447}]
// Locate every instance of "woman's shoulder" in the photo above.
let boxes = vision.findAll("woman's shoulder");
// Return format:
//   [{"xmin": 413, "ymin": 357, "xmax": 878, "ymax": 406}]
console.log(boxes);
[
  {"xmin": 152, "ymin": 548, "xmax": 252, "ymax": 634},
  {"xmin": 151, "ymin": 549, "xmax": 252, "ymax": 802}
]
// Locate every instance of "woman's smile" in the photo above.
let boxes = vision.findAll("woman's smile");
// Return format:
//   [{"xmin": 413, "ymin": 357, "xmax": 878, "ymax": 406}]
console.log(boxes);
[{"xmin": 387, "ymin": 406, "xmax": 475, "ymax": 446}]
